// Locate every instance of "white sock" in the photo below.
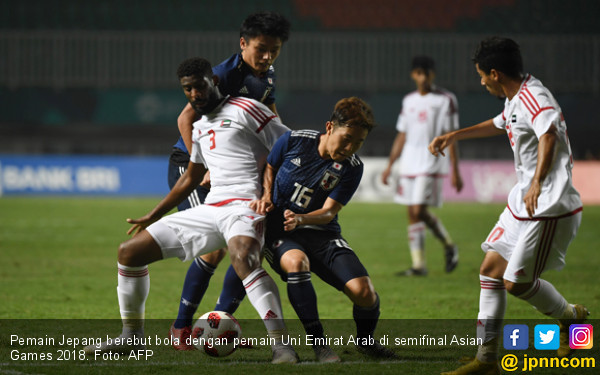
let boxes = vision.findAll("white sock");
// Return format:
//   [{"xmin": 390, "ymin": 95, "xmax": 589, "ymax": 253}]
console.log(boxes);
[
  {"xmin": 243, "ymin": 268, "xmax": 286, "ymax": 340},
  {"xmin": 426, "ymin": 215, "xmax": 452, "ymax": 247},
  {"xmin": 408, "ymin": 222, "xmax": 426, "ymax": 269},
  {"xmin": 117, "ymin": 262, "xmax": 149, "ymax": 336},
  {"xmin": 515, "ymin": 279, "xmax": 569, "ymax": 318},
  {"xmin": 476, "ymin": 275, "xmax": 506, "ymax": 362}
]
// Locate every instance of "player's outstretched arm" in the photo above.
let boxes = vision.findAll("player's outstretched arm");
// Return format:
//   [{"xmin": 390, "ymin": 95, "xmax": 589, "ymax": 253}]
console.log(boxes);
[
  {"xmin": 523, "ymin": 125, "xmax": 559, "ymax": 218},
  {"xmin": 127, "ymin": 161, "xmax": 207, "ymax": 235},
  {"xmin": 429, "ymin": 118, "xmax": 503, "ymax": 157},
  {"xmin": 283, "ymin": 198, "xmax": 343, "ymax": 231},
  {"xmin": 177, "ymin": 102, "xmax": 199, "ymax": 153},
  {"xmin": 381, "ymin": 132, "xmax": 405, "ymax": 185}
]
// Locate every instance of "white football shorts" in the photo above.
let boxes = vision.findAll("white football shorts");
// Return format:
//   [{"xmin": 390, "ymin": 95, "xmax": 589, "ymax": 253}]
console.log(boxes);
[
  {"xmin": 394, "ymin": 175, "xmax": 444, "ymax": 207},
  {"xmin": 146, "ymin": 200, "xmax": 265, "ymax": 262},
  {"xmin": 481, "ymin": 207, "xmax": 581, "ymax": 283}
]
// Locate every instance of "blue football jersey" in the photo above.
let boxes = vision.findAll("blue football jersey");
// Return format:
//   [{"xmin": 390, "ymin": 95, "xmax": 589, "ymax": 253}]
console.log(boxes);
[
  {"xmin": 174, "ymin": 53, "xmax": 277, "ymax": 153},
  {"xmin": 268, "ymin": 130, "xmax": 363, "ymax": 233}
]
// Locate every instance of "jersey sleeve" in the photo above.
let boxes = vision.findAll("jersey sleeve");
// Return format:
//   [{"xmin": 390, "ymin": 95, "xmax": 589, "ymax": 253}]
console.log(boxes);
[
  {"xmin": 266, "ymin": 131, "xmax": 291, "ymax": 169},
  {"xmin": 189, "ymin": 127, "xmax": 206, "ymax": 165},
  {"xmin": 524, "ymin": 90, "xmax": 560, "ymax": 139},
  {"xmin": 328, "ymin": 161, "xmax": 363, "ymax": 206},
  {"xmin": 396, "ymin": 97, "xmax": 408, "ymax": 132},
  {"xmin": 492, "ymin": 110, "xmax": 506, "ymax": 130}
]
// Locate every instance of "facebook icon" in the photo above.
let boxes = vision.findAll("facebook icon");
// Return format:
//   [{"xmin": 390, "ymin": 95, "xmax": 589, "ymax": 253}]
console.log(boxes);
[{"xmin": 503, "ymin": 324, "xmax": 529, "ymax": 350}]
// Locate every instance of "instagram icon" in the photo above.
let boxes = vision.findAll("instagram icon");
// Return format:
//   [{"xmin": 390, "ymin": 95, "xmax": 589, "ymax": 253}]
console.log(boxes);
[{"xmin": 569, "ymin": 324, "xmax": 593, "ymax": 349}]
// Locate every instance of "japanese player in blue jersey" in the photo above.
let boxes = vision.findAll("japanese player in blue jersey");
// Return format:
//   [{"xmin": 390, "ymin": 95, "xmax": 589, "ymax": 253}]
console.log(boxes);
[
  {"xmin": 168, "ymin": 12, "xmax": 291, "ymax": 350},
  {"xmin": 251, "ymin": 97, "xmax": 398, "ymax": 362}
]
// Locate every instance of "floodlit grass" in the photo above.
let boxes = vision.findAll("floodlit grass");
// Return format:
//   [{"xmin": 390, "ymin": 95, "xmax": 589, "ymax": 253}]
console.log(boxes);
[{"xmin": 1, "ymin": 197, "xmax": 598, "ymax": 374}]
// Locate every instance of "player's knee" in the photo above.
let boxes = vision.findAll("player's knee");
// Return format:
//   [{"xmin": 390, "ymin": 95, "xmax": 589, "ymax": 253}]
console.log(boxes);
[
  {"xmin": 346, "ymin": 277, "xmax": 377, "ymax": 306},
  {"xmin": 118, "ymin": 240, "xmax": 140, "ymax": 266},
  {"xmin": 229, "ymin": 237, "xmax": 261, "ymax": 272},
  {"xmin": 280, "ymin": 250, "xmax": 309, "ymax": 273},
  {"xmin": 504, "ymin": 280, "xmax": 533, "ymax": 296}
]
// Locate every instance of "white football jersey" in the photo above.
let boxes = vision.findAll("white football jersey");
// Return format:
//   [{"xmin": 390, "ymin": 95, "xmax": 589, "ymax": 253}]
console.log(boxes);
[
  {"xmin": 190, "ymin": 96, "xmax": 290, "ymax": 204},
  {"xmin": 396, "ymin": 87, "xmax": 459, "ymax": 176},
  {"xmin": 492, "ymin": 75, "xmax": 581, "ymax": 218}
]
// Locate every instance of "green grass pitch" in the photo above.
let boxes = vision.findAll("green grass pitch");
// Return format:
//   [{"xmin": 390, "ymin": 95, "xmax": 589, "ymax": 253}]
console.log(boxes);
[{"xmin": 1, "ymin": 197, "xmax": 598, "ymax": 374}]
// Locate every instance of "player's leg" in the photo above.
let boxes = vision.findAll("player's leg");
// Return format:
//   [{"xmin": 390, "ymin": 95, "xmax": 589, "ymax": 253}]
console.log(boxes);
[
  {"xmin": 227, "ymin": 234, "xmax": 298, "ymax": 363},
  {"xmin": 397, "ymin": 204, "xmax": 427, "ymax": 275},
  {"xmin": 503, "ymin": 213, "xmax": 587, "ymax": 358},
  {"xmin": 310, "ymin": 236, "xmax": 396, "ymax": 359},
  {"xmin": 214, "ymin": 263, "xmax": 247, "ymax": 313},
  {"xmin": 277, "ymin": 247, "xmax": 339, "ymax": 363},
  {"xmin": 171, "ymin": 249, "xmax": 225, "ymax": 350},
  {"xmin": 417, "ymin": 203, "xmax": 459, "ymax": 273},
  {"xmin": 442, "ymin": 210, "xmax": 514, "ymax": 374},
  {"xmin": 84, "ymin": 225, "xmax": 178, "ymax": 355}
]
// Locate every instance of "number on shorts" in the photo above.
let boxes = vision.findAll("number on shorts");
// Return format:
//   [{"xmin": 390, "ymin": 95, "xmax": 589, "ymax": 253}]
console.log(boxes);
[{"xmin": 487, "ymin": 227, "xmax": 504, "ymax": 243}]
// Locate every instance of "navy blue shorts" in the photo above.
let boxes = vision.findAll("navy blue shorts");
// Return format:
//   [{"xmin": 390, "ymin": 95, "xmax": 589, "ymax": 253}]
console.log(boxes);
[
  {"xmin": 264, "ymin": 213, "xmax": 368, "ymax": 291},
  {"xmin": 168, "ymin": 151, "xmax": 209, "ymax": 211}
]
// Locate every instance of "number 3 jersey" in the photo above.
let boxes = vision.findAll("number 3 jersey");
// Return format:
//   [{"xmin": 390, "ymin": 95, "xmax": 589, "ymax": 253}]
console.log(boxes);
[
  {"xmin": 492, "ymin": 74, "xmax": 582, "ymax": 218},
  {"xmin": 190, "ymin": 96, "xmax": 289, "ymax": 205},
  {"xmin": 267, "ymin": 130, "xmax": 363, "ymax": 233}
]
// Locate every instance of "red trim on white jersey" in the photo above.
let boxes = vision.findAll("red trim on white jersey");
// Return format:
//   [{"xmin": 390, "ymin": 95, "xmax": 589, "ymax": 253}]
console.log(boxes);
[
  {"xmin": 531, "ymin": 107, "xmax": 555, "ymax": 122},
  {"xmin": 208, "ymin": 198, "xmax": 251, "ymax": 207},
  {"xmin": 506, "ymin": 205, "xmax": 583, "ymax": 221},
  {"xmin": 228, "ymin": 97, "xmax": 277, "ymax": 133}
]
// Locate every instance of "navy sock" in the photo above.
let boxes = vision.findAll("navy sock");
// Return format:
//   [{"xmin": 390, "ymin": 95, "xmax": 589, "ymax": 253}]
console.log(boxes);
[
  {"xmin": 174, "ymin": 257, "xmax": 215, "ymax": 328},
  {"xmin": 353, "ymin": 293, "xmax": 380, "ymax": 344},
  {"xmin": 214, "ymin": 264, "xmax": 246, "ymax": 314},
  {"xmin": 287, "ymin": 272, "xmax": 324, "ymax": 341}
]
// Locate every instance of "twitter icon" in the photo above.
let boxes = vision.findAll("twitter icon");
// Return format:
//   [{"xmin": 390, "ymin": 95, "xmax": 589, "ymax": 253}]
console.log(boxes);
[{"xmin": 535, "ymin": 324, "xmax": 560, "ymax": 350}]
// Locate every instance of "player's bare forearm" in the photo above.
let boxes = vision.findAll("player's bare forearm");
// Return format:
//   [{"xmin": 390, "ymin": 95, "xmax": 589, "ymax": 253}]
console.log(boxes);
[
  {"xmin": 285, "ymin": 198, "xmax": 343, "ymax": 230},
  {"xmin": 429, "ymin": 119, "xmax": 503, "ymax": 156},
  {"xmin": 251, "ymin": 164, "xmax": 277, "ymax": 215},
  {"xmin": 524, "ymin": 126, "xmax": 558, "ymax": 217},
  {"xmin": 382, "ymin": 132, "xmax": 405, "ymax": 184},
  {"xmin": 127, "ymin": 161, "xmax": 206, "ymax": 233},
  {"xmin": 266, "ymin": 102, "xmax": 279, "ymax": 118},
  {"xmin": 177, "ymin": 102, "xmax": 199, "ymax": 153},
  {"xmin": 449, "ymin": 142, "xmax": 464, "ymax": 192}
]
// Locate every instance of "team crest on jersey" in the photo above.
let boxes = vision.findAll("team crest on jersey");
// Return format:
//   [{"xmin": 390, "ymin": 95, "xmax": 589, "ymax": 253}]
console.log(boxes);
[
  {"xmin": 220, "ymin": 120, "xmax": 231, "ymax": 127},
  {"xmin": 268, "ymin": 77, "xmax": 273, "ymax": 84},
  {"xmin": 511, "ymin": 114, "xmax": 517, "ymax": 123},
  {"xmin": 320, "ymin": 170, "xmax": 340, "ymax": 191}
]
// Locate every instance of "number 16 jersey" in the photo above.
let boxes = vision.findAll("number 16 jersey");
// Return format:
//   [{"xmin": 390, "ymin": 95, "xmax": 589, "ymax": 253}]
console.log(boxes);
[{"xmin": 267, "ymin": 130, "xmax": 363, "ymax": 233}]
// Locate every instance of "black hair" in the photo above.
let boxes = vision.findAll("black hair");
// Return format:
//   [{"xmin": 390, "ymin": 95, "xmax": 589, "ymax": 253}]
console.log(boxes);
[
  {"xmin": 177, "ymin": 57, "xmax": 213, "ymax": 79},
  {"xmin": 330, "ymin": 97, "xmax": 376, "ymax": 133},
  {"xmin": 473, "ymin": 36, "xmax": 523, "ymax": 79},
  {"xmin": 240, "ymin": 11, "xmax": 291, "ymax": 43},
  {"xmin": 411, "ymin": 55, "xmax": 435, "ymax": 72}
]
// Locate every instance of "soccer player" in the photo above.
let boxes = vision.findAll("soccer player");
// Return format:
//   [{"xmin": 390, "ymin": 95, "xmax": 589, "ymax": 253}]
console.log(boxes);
[
  {"xmin": 168, "ymin": 12, "xmax": 290, "ymax": 348},
  {"xmin": 381, "ymin": 56, "xmax": 463, "ymax": 276},
  {"xmin": 251, "ymin": 97, "xmax": 397, "ymax": 362},
  {"xmin": 429, "ymin": 37, "xmax": 588, "ymax": 375},
  {"xmin": 86, "ymin": 57, "xmax": 298, "ymax": 364}
]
